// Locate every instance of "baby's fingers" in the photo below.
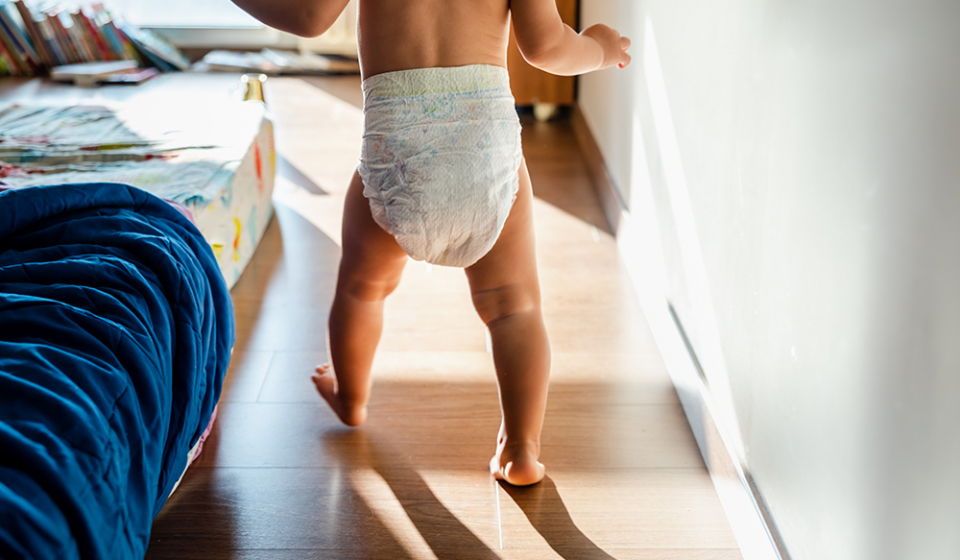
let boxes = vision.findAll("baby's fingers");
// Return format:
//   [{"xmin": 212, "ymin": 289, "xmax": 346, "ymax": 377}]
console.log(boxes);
[{"xmin": 616, "ymin": 36, "xmax": 631, "ymax": 69}]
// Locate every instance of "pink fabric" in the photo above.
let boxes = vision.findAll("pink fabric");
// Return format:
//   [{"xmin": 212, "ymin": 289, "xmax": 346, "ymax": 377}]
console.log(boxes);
[
  {"xmin": 189, "ymin": 405, "xmax": 218, "ymax": 466},
  {"xmin": 164, "ymin": 199, "xmax": 197, "ymax": 225}
]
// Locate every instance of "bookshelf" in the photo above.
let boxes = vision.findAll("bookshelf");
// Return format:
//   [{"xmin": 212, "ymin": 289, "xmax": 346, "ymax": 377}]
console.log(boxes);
[{"xmin": 0, "ymin": 1, "xmax": 187, "ymax": 77}]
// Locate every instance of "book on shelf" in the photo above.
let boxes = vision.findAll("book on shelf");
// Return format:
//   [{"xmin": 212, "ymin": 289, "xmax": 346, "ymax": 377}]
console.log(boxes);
[
  {"xmin": 99, "ymin": 19, "xmax": 126, "ymax": 60},
  {"xmin": 0, "ymin": 1, "xmax": 38, "ymax": 74},
  {"xmin": 105, "ymin": 21, "xmax": 138, "ymax": 63},
  {"xmin": 36, "ymin": 16, "xmax": 66, "ymax": 65},
  {"xmin": 78, "ymin": 12, "xmax": 110, "ymax": 61},
  {"xmin": 0, "ymin": 29, "xmax": 19, "ymax": 75},
  {"xmin": 120, "ymin": 23, "xmax": 189, "ymax": 72},
  {"xmin": 67, "ymin": 12, "xmax": 96, "ymax": 61},
  {"xmin": 13, "ymin": 0, "xmax": 52, "ymax": 68},
  {"xmin": 3, "ymin": 3, "xmax": 41, "ymax": 67},
  {"xmin": 0, "ymin": 27, "xmax": 27, "ymax": 74},
  {"xmin": 47, "ymin": 10, "xmax": 81, "ymax": 64},
  {"xmin": 0, "ymin": 1, "xmax": 189, "ymax": 78}
]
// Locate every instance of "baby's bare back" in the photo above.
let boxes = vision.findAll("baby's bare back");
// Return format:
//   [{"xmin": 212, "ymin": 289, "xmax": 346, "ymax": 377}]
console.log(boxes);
[
  {"xmin": 357, "ymin": 0, "xmax": 511, "ymax": 78},
  {"xmin": 230, "ymin": 0, "xmax": 629, "ymax": 80}
]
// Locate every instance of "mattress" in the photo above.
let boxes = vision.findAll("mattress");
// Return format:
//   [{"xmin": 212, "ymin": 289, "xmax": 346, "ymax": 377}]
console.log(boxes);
[{"xmin": 0, "ymin": 99, "xmax": 275, "ymax": 288}]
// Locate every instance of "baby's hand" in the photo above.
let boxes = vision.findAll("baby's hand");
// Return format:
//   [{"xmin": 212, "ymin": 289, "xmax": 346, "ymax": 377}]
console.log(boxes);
[{"xmin": 581, "ymin": 24, "xmax": 632, "ymax": 70}]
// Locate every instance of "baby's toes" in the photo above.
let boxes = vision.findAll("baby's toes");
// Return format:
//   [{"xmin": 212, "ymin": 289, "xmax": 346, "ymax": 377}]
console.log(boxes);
[
  {"xmin": 311, "ymin": 370, "xmax": 337, "ymax": 404},
  {"xmin": 489, "ymin": 456, "xmax": 505, "ymax": 480}
]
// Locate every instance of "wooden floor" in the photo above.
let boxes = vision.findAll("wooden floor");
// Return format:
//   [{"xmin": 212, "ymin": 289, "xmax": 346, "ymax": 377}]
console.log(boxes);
[{"xmin": 144, "ymin": 76, "xmax": 742, "ymax": 560}]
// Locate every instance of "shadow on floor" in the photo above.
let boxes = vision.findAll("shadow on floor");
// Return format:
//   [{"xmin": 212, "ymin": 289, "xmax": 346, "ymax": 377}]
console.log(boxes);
[
  {"xmin": 323, "ymin": 431, "xmax": 622, "ymax": 560},
  {"xmin": 501, "ymin": 476, "xmax": 618, "ymax": 560},
  {"xmin": 327, "ymin": 430, "xmax": 503, "ymax": 560},
  {"xmin": 278, "ymin": 154, "xmax": 328, "ymax": 195}
]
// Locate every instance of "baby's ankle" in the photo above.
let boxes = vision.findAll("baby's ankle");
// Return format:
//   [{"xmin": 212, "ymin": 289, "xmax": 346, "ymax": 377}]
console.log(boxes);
[{"xmin": 499, "ymin": 434, "xmax": 540, "ymax": 454}]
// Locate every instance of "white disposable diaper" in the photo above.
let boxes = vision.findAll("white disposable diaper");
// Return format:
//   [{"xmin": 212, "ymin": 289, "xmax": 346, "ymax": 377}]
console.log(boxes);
[{"xmin": 358, "ymin": 65, "xmax": 522, "ymax": 267}]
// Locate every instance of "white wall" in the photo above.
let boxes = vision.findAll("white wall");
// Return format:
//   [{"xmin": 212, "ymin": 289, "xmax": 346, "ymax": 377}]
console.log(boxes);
[{"xmin": 578, "ymin": 1, "xmax": 960, "ymax": 559}]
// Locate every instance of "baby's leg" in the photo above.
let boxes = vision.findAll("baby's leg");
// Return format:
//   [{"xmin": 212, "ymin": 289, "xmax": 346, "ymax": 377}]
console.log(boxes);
[
  {"xmin": 465, "ymin": 158, "xmax": 550, "ymax": 486},
  {"xmin": 313, "ymin": 170, "xmax": 408, "ymax": 426}
]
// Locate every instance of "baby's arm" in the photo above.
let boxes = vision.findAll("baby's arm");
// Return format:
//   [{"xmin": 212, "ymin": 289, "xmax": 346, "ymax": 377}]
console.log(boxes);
[
  {"xmin": 229, "ymin": 0, "xmax": 350, "ymax": 37},
  {"xmin": 511, "ymin": 0, "xmax": 631, "ymax": 76}
]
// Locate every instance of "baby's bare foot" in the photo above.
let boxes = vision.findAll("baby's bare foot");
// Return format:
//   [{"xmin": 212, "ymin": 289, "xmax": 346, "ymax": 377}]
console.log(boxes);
[
  {"xmin": 312, "ymin": 364, "xmax": 368, "ymax": 427},
  {"xmin": 490, "ymin": 434, "xmax": 545, "ymax": 486}
]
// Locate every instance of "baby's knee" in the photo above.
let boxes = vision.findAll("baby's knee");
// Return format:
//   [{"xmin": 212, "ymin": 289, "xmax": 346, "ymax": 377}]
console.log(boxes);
[
  {"xmin": 471, "ymin": 283, "xmax": 540, "ymax": 326},
  {"xmin": 338, "ymin": 274, "xmax": 401, "ymax": 302}
]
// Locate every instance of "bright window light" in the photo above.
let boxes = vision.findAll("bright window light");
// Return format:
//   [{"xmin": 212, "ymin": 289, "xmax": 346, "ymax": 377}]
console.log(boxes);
[{"xmin": 35, "ymin": 0, "xmax": 263, "ymax": 28}]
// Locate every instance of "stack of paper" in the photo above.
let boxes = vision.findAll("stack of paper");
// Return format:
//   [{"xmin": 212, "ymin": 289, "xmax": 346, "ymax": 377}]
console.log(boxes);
[
  {"xmin": 198, "ymin": 48, "xmax": 359, "ymax": 75},
  {"xmin": 50, "ymin": 60, "xmax": 157, "ymax": 86}
]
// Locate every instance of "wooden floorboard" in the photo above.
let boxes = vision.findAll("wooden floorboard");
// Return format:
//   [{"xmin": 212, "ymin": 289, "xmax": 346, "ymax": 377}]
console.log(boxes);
[{"xmin": 146, "ymin": 76, "xmax": 742, "ymax": 560}]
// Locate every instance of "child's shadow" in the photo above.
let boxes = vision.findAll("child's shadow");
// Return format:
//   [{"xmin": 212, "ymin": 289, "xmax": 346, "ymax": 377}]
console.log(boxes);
[
  {"xmin": 500, "ymin": 477, "xmax": 617, "ymax": 560},
  {"xmin": 324, "ymin": 430, "xmax": 617, "ymax": 560},
  {"xmin": 325, "ymin": 430, "xmax": 500, "ymax": 560}
]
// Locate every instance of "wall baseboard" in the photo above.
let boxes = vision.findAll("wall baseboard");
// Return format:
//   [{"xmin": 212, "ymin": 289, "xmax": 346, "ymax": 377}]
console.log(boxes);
[{"xmin": 570, "ymin": 103, "xmax": 787, "ymax": 560}]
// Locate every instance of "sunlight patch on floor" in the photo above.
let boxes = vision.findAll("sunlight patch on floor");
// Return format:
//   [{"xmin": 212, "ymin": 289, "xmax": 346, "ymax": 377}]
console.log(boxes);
[{"xmin": 350, "ymin": 468, "xmax": 441, "ymax": 560}]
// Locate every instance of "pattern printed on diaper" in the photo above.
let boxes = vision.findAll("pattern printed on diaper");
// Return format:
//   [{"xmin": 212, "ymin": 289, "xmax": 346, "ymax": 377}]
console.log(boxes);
[{"xmin": 359, "ymin": 65, "xmax": 522, "ymax": 268}]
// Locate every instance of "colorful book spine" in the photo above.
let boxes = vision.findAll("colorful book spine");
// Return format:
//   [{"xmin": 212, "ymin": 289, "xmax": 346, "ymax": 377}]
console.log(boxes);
[
  {"xmin": 68, "ymin": 12, "xmax": 97, "ymax": 61},
  {"xmin": 13, "ymin": 0, "xmax": 53, "ymax": 68},
  {"xmin": 36, "ymin": 16, "xmax": 66, "ymax": 66},
  {"xmin": 98, "ymin": 17, "xmax": 125, "ymax": 59},
  {"xmin": 2, "ymin": 2, "xmax": 40, "ymax": 66},
  {"xmin": 79, "ymin": 11, "xmax": 111, "ymax": 61},
  {"xmin": 13, "ymin": 0, "xmax": 52, "ymax": 68},
  {"xmin": 45, "ymin": 10, "xmax": 75, "ymax": 63},
  {"xmin": 0, "ymin": 1, "xmax": 39, "ymax": 72},
  {"xmin": 0, "ymin": 30, "xmax": 19, "ymax": 75},
  {"xmin": 0, "ymin": 6, "xmax": 29, "ymax": 74},
  {"xmin": 107, "ymin": 21, "xmax": 140, "ymax": 64},
  {"xmin": 49, "ymin": 10, "xmax": 82, "ymax": 64}
]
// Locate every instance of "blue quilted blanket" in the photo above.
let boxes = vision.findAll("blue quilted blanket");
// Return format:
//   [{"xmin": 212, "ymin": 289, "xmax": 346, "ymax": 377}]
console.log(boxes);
[{"xmin": 0, "ymin": 184, "xmax": 234, "ymax": 559}]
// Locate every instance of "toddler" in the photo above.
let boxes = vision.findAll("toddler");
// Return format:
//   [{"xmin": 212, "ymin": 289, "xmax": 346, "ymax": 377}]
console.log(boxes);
[{"xmin": 231, "ymin": 0, "xmax": 630, "ymax": 486}]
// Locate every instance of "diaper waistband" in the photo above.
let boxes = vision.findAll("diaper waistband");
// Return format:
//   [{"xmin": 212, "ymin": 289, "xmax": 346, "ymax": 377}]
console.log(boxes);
[{"xmin": 362, "ymin": 65, "xmax": 512, "ymax": 100}]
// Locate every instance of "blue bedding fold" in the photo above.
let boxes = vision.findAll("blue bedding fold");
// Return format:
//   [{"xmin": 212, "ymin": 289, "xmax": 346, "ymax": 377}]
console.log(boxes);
[{"xmin": 0, "ymin": 184, "xmax": 234, "ymax": 559}]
